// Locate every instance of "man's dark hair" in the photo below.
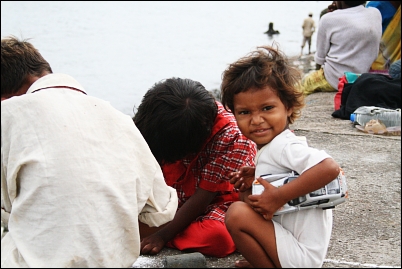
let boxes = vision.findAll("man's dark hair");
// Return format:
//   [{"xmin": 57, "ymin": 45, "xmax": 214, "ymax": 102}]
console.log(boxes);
[
  {"xmin": 344, "ymin": 1, "xmax": 366, "ymax": 8},
  {"xmin": 1, "ymin": 35, "xmax": 52, "ymax": 98},
  {"xmin": 133, "ymin": 77, "xmax": 217, "ymax": 164}
]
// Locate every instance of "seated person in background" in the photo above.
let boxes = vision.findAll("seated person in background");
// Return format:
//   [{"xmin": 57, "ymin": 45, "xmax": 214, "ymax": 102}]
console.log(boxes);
[
  {"xmin": 367, "ymin": 1, "xmax": 401, "ymax": 72},
  {"xmin": 133, "ymin": 78, "xmax": 257, "ymax": 258},
  {"xmin": 300, "ymin": 1, "xmax": 382, "ymax": 95},
  {"xmin": 1, "ymin": 36, "xmax": 177, "ymax": 268}
]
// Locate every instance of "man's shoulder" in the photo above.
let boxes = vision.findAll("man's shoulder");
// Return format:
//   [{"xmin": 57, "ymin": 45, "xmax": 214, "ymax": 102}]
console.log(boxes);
[{"xmin": 27, "ymin": 73, "xmax": 85, "ymax": 94}]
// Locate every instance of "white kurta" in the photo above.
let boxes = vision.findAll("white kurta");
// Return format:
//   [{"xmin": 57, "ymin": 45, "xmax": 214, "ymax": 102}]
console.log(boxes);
[
  {"xmin": 255, "ymin": 129, "xmax": 333, "ymax": 268},
  {"xmin": 1, "ymin": 73, "xmax": 178, "ymax": 268}
]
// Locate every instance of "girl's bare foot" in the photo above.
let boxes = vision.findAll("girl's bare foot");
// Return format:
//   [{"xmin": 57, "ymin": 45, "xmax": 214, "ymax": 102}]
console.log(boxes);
[{"xmin": 235, "ymin": 259, "xmax": 253, "ymax": 268}]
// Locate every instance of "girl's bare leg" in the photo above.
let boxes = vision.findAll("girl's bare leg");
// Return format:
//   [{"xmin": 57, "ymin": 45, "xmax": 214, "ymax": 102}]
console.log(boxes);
[{"xmin": 225, "ymin": 201, "xmax": 281, "ymax": 268}]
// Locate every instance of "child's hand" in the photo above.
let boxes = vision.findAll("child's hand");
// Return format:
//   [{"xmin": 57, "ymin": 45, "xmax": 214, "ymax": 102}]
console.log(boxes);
[
  {"xmin": 229, "ymin": 166, "xmax": 255, "ymax": 192},
  {"xmin": 140, "ymin": 233, "xmax": 165, "ymax": 255},
  {"xmin": 247, "ymin": 177, "xmax": 287, "ymax": 220}
]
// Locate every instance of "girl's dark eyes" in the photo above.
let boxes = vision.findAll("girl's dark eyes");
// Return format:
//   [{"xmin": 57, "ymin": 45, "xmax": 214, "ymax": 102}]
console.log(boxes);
[
  {"xmin": 237, "ymin": 106, "xmax": 273, "ymax": 115},
  {"xmin": 262, "ymin": 106, "xmax": 274, "ymax": 111}
]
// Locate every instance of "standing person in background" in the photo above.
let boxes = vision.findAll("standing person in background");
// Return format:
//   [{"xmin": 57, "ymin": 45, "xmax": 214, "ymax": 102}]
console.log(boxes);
[
  {"xmin": 300, "ymin": 1, "xmax": 382, "ymax": 95},
  {"xmin": 1, "ymin": 36, "xmax": 178, "ymax": 268},
  {"xmin": 301, "ymin": 12, "xmax": 316, "ymax": 55},
  {"xmin": 133, "ymin": 77, "xmax": 257, "ymax": 258}
]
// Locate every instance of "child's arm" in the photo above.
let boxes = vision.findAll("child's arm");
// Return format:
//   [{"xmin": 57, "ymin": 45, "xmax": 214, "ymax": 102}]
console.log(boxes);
[
  {"xmin": 229, "ymin": 166, "xmax": 255, "ymax": 202},
  {"xmin": 140, "ymin": 188, "xmax": 217, "ymax": 254},
  {"xmin": 248, "ymin": 158, "xmax": 340, "ymax": 220},
  {"xmin": 229, "ymin": 166, "xmax": 255, "ymax": 191}
]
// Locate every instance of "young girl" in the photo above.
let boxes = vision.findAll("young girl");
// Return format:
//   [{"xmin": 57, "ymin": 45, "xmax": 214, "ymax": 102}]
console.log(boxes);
[{"xmin": 220, "ymin": 45, "xmax": 341, "ymax": 268}]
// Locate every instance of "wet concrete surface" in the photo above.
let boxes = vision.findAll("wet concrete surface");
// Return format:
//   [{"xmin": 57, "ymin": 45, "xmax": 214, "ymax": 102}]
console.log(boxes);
[{"xmin": 132, "ymin": 55, "xmax": 401, "ymax": 268}]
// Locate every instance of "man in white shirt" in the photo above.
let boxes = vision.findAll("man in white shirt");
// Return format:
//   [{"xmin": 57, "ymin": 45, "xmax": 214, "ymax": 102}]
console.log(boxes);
[{"xmin": 1, "ymin": 36, "xmax": 178, "ymax": 268}]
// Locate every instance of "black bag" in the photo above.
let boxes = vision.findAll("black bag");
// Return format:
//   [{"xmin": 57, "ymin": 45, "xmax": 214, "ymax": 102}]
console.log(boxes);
[{"xmin": 332, "ymin": 73, "xmax": 401, "ymax": 120}]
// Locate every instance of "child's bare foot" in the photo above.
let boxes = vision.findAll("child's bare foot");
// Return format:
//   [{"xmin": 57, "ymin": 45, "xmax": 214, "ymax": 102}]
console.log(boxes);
[{"xmin": 235, "ymin": 259, "xmax": 253, "ymax": 268}]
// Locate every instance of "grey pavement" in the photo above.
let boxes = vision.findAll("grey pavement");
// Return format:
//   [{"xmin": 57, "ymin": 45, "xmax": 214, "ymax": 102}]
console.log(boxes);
[{"xmin": 133, "ymin": 75, "xmax": 401, "ymax": 267}]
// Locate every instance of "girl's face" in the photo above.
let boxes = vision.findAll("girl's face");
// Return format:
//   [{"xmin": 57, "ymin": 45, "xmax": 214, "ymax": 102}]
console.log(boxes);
[{"xmin": 233, "ymin": 86, "xmax": 293, "ymax": 150}]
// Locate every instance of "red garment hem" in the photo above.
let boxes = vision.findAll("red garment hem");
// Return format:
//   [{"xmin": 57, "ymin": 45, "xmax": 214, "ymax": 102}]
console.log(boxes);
[{"xmin": 166, "ymin": 219, "xmax": 236, "ymax": 258}]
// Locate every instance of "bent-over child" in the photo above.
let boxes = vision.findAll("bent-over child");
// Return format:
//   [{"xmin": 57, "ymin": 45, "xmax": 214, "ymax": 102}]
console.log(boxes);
[
  {"xmin": 220, "ymin": 45, "xmax": 342, "ymax": 268},
  {"xmin": 133, "ymin": 78, "xmax": 256, "ymax": 258}
]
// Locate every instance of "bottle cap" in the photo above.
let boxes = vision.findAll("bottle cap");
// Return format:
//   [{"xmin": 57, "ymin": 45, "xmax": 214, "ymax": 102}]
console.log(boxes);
[{"xmin": 350, "ymin": 113, "xmax": 356, "ymax": 122}]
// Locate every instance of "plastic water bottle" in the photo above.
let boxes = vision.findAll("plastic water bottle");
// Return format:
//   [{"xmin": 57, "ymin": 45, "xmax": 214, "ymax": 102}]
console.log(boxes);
[{"xmin": 350, "ymin": 106, "xmax": 401, "ymax": 127}]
